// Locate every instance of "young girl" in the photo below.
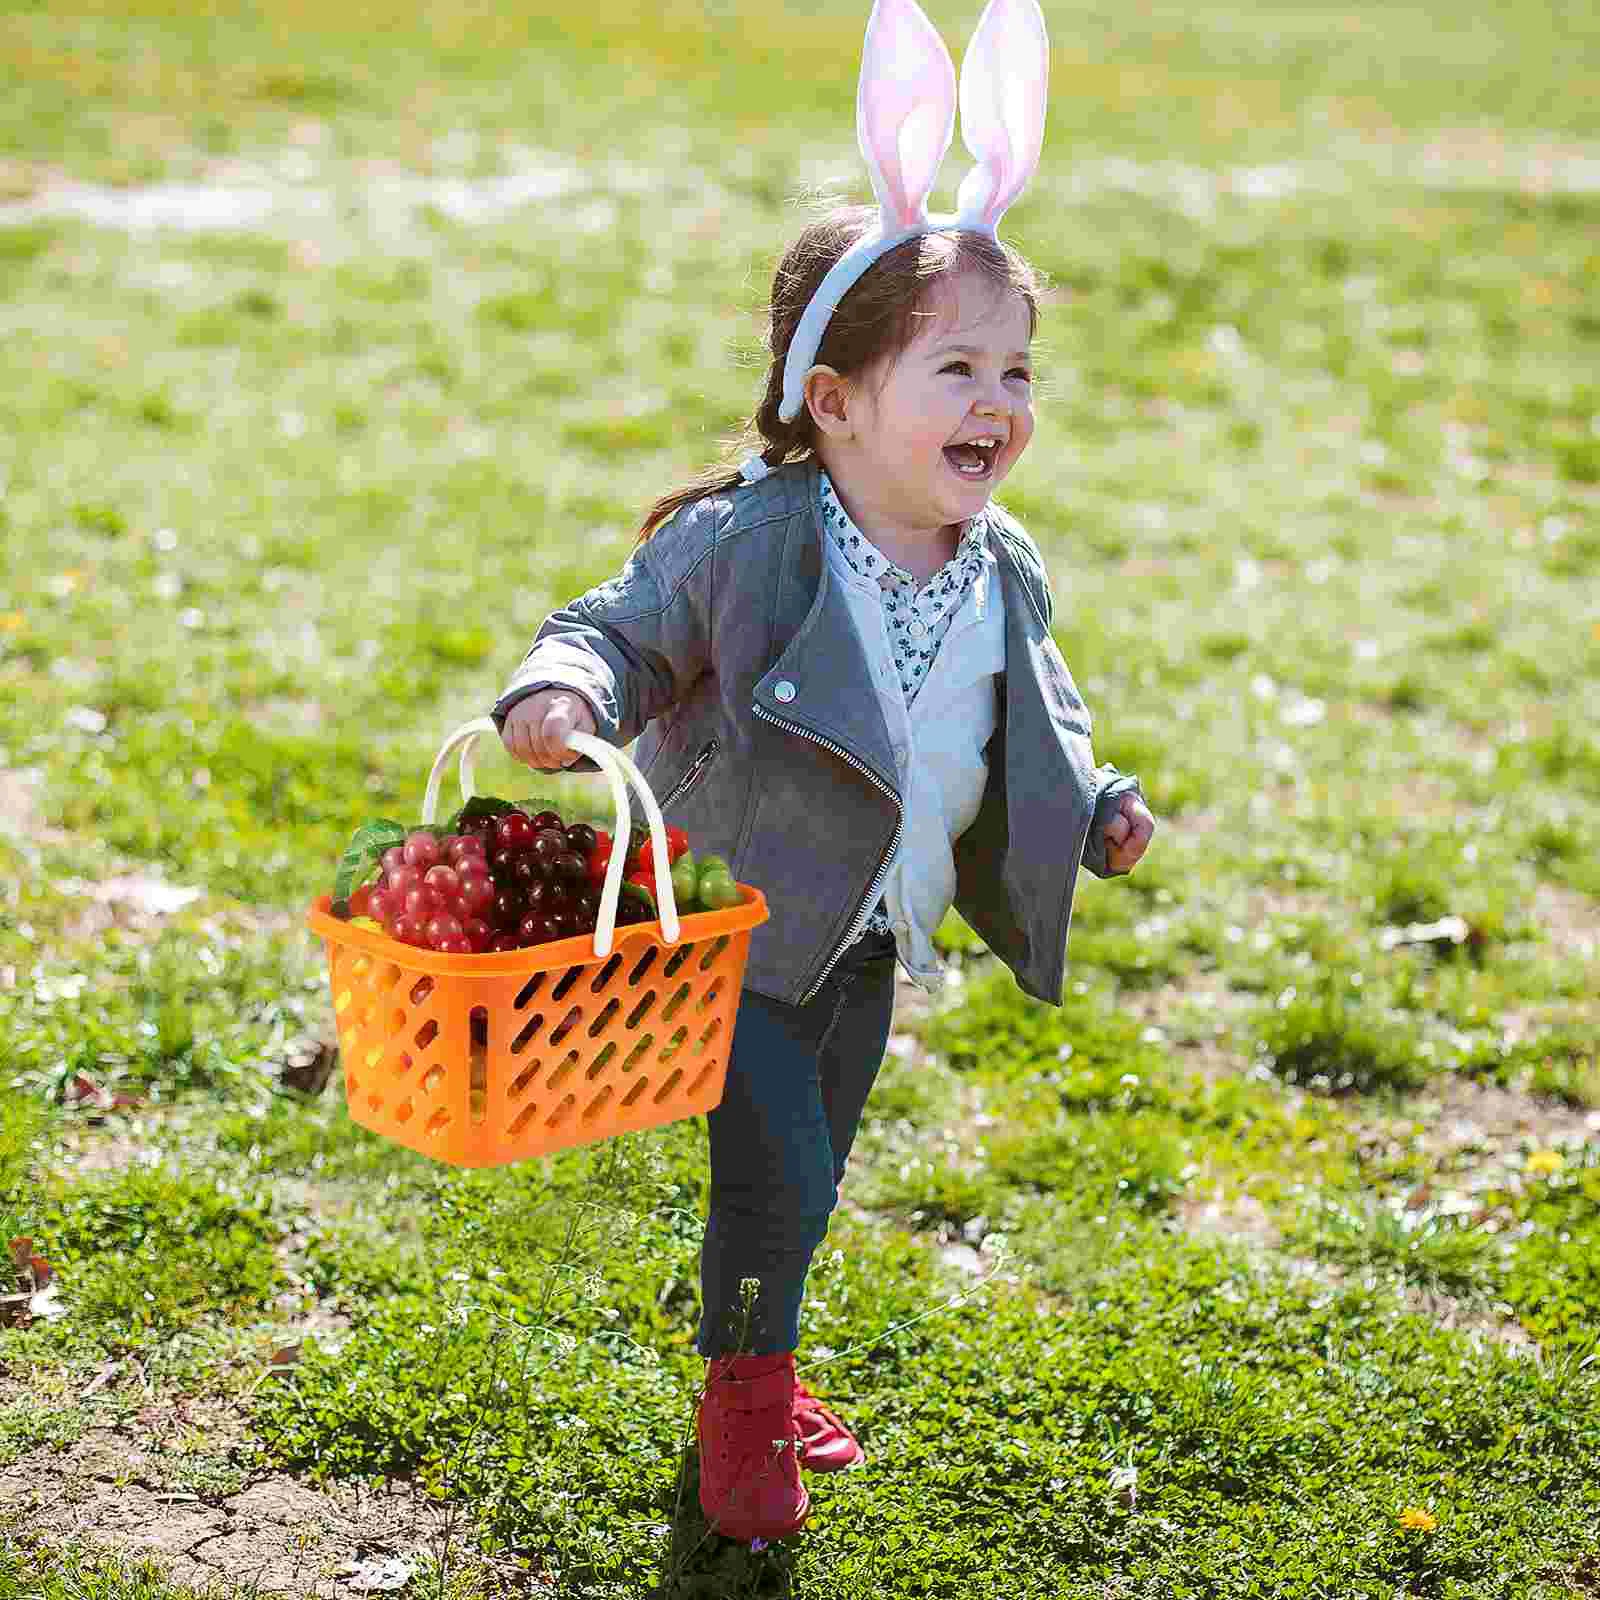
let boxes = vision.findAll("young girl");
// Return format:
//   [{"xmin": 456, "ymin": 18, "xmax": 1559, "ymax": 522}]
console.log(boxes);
[{"xmin": 493, "ymin": 0, "xmax": 1155, "ymax": 1544}]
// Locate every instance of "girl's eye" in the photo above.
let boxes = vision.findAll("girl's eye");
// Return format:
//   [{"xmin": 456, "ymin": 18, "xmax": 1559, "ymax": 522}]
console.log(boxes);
[
  {"xmin": 940, "ymin": 361, "xmax": 972, "ymax": 376},
  {"xmin": 1007, "ymin": 367, "xmax": 1033, "ymax": 382}
]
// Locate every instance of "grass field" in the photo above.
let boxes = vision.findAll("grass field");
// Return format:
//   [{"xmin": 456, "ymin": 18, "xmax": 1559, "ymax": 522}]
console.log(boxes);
[{"xmin": 1, "ymin": 0, "xmax": 1598, "ymax": 1595}]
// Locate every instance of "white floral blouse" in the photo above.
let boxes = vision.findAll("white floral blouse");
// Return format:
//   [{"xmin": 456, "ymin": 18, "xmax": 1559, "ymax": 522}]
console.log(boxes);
[
  {"xmin": 819, "ymin": 468, "xmax": 992, "ymax": 940},
  {"xmin": 818, "ymin": 469, "xmax": 991, "ymax": 708}
]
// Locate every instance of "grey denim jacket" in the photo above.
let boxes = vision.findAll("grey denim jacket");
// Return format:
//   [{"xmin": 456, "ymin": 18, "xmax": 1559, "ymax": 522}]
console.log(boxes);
[{"xmin": 492, "ymin": 458, "xmax": 1142, "ymax": 1008}]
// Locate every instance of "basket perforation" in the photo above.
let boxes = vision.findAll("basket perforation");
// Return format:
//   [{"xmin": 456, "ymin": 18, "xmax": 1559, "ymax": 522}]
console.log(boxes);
[
  {"xmin": 514, "ymin": 973, "xmax": 545, "ymax": 1009},
  {"xmin": 510, "ymin": 1013, "xmax": 544, "ymax": 1055},
  {"xmin": 469, "ymin": 1006, "xmax": 489, "ymax": 1125},
  {"xmin": 548, "ymin": 1005, "xmax": 584, "ymax": 1047},
  {"xmin": 590, "ymin": 954, "xmax": 624, "ymax": 992},
  {"xmin": 546, "ymin": 1051, "xmax": 581, "ymax": 1091},
  {"xmin": 587, "ymin": 998, "xmax": 622, "ymax": 1038},
  {"xmin": 627, "ymin": 948, "xmax": 658, "ymax": 986},
  {"xmin": 625, "ymin": 991, "xmax": 658, "ymax": 1029},
  {"xmin": 551, "ymin": 964, "xmax": 586, "ymax": 1002}
]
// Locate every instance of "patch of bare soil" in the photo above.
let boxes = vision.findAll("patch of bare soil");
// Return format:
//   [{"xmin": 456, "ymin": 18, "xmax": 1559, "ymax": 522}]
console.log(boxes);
[
  {"xmin": 0, "ymin": 1395, "xmax": 543, "ymax": 1597},
  {"xmin": 1386, "ymin": 1073, "xmax": 1600, "ymax": 1170},
  {"xmin": 1530, "ymin": 882, "xmax": 1600, "ymax": 965},
  {"xmin": 0, "ymin": 766, "xmax": 63, "ymax": 845},
  {"xmin": 1177, "ymin": 1187, "xmax": 1280, "ymax": 1249}
]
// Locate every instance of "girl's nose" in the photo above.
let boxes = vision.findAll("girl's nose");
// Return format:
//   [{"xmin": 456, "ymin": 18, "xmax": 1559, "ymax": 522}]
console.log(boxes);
[{"xmin": 975, "ymin": 382, "xmax": 1011, "ymax": 419}]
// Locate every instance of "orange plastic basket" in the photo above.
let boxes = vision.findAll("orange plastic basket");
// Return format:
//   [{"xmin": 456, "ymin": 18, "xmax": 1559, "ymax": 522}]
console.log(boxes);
[{"xmin": 305, "ymin": 720, "xmax": 768, "ymax": 1168}]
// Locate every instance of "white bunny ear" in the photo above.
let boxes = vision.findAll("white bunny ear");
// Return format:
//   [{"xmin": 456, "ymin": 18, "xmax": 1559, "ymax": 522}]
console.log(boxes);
[
  {"xmin": 955, "ymin": 0, "xmax": 1050, "ymax": 232},
  {"xmin": 855, "ymin": 0, "xmax": 958, "ymax": 232}
]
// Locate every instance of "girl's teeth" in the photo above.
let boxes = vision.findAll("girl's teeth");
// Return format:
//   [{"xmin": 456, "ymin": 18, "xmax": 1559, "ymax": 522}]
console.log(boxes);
[{"xmin": 945, "ymin": 443, "xmax": 992, "ymax": 476}]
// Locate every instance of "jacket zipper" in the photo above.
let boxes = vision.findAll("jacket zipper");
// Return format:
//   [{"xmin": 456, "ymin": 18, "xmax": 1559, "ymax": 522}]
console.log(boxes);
[
  {"xmin": 751, "ymin": 703, "xmax": 903, "ymax": 1004},
  {"xmin": 658, "ymin": 738, "xmax": 719, "ymax": 811}
]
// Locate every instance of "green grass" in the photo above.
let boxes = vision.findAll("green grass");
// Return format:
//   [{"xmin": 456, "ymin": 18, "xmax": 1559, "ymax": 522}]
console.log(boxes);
[{"xmin": 2, "ymin": 0, "xmax": 1599, "ymax": 1594}]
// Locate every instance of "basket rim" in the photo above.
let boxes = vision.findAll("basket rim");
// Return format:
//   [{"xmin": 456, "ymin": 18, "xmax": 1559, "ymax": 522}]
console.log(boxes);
[{"xmin": 306, "ymin": 886, "xmax": 768, "ymax": 978}]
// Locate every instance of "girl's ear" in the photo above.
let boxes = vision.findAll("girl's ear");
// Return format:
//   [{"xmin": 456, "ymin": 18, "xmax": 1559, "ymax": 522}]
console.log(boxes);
[
  {"xmin": 802, "ymin": 366, "xmax": 854, "ymax": 437},
  {"xmin": 955, "ymin": 0, "xmax": 1050, "ymax": 232},
  {"xmin": 856, "ymin": 0, "xmax": 957, "ymax": 232}
]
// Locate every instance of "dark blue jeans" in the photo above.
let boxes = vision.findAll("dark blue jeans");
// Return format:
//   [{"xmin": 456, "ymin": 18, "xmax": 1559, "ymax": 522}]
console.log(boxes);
[{"xmin": 695, "ymin": 928, "xmax": 898, "ymax": 1357}]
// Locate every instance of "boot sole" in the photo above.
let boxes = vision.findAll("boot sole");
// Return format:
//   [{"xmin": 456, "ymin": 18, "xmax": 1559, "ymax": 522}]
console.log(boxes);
[{"xmin": 800, "ymin": 1445, "xmax": 866, "ymax": 1472}]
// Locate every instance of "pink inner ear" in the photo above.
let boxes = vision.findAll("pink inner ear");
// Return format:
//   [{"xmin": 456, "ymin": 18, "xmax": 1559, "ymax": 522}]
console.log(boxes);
[
  {"xmin": 958, "ymin": 0, "xmax": 1049, "ymax": 227},
  {"xmin": 856, "ymin": 0, "xmax": 957, "ymax": 229}
]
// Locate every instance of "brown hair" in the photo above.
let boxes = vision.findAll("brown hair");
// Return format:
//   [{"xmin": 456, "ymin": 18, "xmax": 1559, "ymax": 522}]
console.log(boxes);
[{"xmin": 637, "ymin": 203, "xmax": 1043, "ymax": 541}]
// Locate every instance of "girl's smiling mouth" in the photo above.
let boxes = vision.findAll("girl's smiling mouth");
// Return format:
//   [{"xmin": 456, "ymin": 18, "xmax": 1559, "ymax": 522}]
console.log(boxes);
[{"xmin": 943, "ymin": 437, "xmax": 1003, "ymax": 479}]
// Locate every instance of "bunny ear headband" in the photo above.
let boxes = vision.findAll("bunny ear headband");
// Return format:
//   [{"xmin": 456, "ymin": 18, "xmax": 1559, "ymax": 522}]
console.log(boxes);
[{"xmin": 770, "ymin": 0, "xmax": 1050, "ymax": 431}]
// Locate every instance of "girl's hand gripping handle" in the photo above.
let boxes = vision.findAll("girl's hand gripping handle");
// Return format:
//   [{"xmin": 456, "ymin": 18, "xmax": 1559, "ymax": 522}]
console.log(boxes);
[
  {"xmin": 421, "ymin": 717, "xmax": 680, "ymax": 961},
  {"xmin": 501, "ymin": 690, "xmax": 598, "ymax": 772}
]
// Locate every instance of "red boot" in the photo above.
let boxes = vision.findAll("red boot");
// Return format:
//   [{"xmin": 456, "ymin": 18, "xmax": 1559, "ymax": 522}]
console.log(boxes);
[
  {"xmin": 697, "ymin": 1352, "xmax": 810, "ymax": 1541},
  {"xmin": 793, "ymin": 1376, "xmax": 866, "ymax": 1472}
]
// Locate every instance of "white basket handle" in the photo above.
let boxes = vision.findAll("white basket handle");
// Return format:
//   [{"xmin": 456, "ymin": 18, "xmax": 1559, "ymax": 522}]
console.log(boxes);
[{"xmin": 420, "ymin": 717, "xmax": 680, "ymax": 959}]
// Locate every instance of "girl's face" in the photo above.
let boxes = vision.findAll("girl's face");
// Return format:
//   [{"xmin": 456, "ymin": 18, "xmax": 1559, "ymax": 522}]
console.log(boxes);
[{"xmin": 839, "ymin": 270, "xmax": 1035, "ymax": 540}]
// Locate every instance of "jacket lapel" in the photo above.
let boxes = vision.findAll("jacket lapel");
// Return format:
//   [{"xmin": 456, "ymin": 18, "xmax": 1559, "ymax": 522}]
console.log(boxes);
[{"xmin": 753, "ymin": 461, "xmax": 900, "ymax": 792}]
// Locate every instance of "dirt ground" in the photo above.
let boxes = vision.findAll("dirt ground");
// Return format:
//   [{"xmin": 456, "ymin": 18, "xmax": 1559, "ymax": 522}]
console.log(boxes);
[{"xmin": 0, "ymin": 1389, "xmax": 548, "ymax": 1596}]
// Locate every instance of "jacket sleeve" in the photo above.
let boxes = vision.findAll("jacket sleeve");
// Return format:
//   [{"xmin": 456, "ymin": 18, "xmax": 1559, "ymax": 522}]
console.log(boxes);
[
  {"xmin": 1022, "ymin": 527, "xmax": 1145, "ymax": 880},
  {"xmin": 1081, "ymin": 766, "xmax": 1144, "ymax": 879},
  {"xmin": 490, "ymin": 497, "xmax": 722, "ymax": 770}
]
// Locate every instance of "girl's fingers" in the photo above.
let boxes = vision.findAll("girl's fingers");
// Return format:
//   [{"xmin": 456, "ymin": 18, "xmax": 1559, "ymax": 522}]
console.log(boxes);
[
  {"xmin": 501, "ymin": 712, "xmax": 533, "ymax": 767},
  {"xmin": 540, "ymin": 704, "xmax": 578, "ymax": 768}
]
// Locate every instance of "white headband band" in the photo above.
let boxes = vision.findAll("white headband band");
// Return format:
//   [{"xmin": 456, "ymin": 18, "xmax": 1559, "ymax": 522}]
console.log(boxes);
[{"xmin": 777, "ymin": 0, "xmax": 1050, "ymax": 425}]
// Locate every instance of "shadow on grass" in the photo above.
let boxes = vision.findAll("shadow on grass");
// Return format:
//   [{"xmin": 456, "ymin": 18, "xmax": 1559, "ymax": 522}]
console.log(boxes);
[{"xmin": 646, "ymin": 1443, "xmax": 798, "ymax": 1600}]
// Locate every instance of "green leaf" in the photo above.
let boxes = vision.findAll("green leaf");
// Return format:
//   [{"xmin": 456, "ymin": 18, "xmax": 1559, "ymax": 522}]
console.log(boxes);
[
  {"xmin": 332, "ymin": 819, "xmax": 407, "ymax": 905},
  {"xmin": 519, "ymin": 794, "xmax": 567, "ymax": 818},
  {"xmin": 443, "ymin": 794, "xmax": 518, "ymax": 834}
]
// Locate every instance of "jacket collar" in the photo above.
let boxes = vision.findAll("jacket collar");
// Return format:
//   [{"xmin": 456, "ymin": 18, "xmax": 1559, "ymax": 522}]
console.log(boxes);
[{"xmin": 751, "ymin": 458, "xmax": 1046, "ymax": 792}]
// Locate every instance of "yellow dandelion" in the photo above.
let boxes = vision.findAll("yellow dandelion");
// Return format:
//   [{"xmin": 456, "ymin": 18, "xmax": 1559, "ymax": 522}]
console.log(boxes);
[
  {"xmin": 1399, "ymin": 1507, "xmax": 1438, "ymax": 1532},
  {"xmin": 0, "ymin": 613, "xmax": 24, "ymax": 633},
  {"xmin": 1525, "ymin": 1149, "xmax": 1564, "ymax": 1176}
]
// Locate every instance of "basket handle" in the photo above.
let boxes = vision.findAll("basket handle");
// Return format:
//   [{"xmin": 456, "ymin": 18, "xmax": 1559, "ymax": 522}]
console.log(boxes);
[{"xmin": 419, "ymin": 717, "xmax": 680, "ymax": 960}]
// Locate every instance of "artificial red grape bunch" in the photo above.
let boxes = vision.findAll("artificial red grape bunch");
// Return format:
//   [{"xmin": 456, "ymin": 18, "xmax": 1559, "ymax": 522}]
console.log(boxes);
[{"xmin": 332, "ymin": 799, "xmax": 735, "ymax": 954}]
